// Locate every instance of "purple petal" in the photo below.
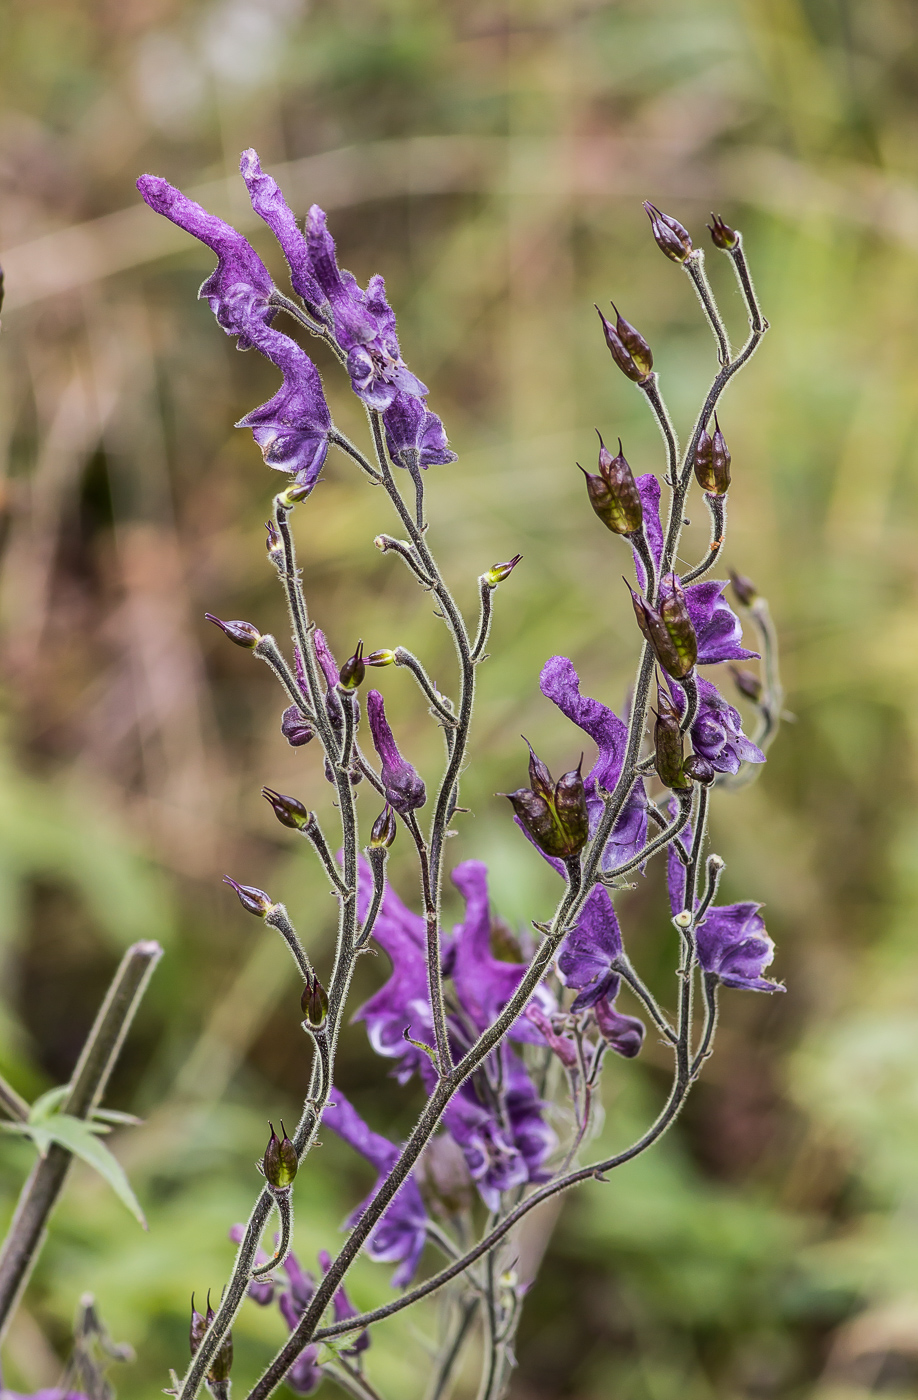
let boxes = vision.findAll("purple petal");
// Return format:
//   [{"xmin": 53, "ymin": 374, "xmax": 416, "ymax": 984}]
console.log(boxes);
[
  {"xmin": 685, "ymin": 581, "xmax": 758, "ymax": 664},
  {"xmin": 240, "ymin": 149, "xmax": 329, "ymax": 319},
  {"xmin": 305, "ymin": 205, "xmax": 376, "ymax": 350},
  {"xmin": 366, "ymin": 690, "xmax": 426, "ymax": 814},
  {"xmin": 383, "ymin": 392, "xmax": 456, "ymax": 469},
  {"xmin": 696, "ymin": 902, "xmax": 783, "ymax": 993},
  {"xmin": 235, "ymin": 328, "xmax": 330, "ymax": 489},
  {"xmin": 558, "ymin": 886, "xmax": 623, "ymax": 1011},
  {"xmin": 667, "ymin": 675, "xmax": 764, "ymax": 775},
  {"xmin": 631, "ymin": 473, "xmax": 663, "ymax": 588},
  {"xmin": 594, "ymin": 994, "xmax": 645, "ymax": 1057}
]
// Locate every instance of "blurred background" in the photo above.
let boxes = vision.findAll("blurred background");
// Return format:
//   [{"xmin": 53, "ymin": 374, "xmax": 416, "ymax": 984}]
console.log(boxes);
[{"xmin": 1, "ymin": 0, "xmax": 917, "ymax": 1394}]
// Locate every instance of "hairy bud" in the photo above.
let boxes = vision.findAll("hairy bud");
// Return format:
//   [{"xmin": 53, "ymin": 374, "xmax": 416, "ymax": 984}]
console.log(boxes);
[
  {"xmin": 262, "ymin": 787, "xmax": 311, "ymax": 831},
  {"xmin": 365, "ymin": 649, "xmax": 396, "ymax": 667},
  {"xmin": 205, "ymin": 615, "xmax": 261, "ymax": 649},
  {"xmin": 643, "ymin": 202, "xmax": 693, "ymax": 263},
  {"xmin": 339, "ymin": 640, "xmax": 365, "ymax": 690},
  {"xmin": 707, "ymin": 213, "xmax": 738, "ymax": 250},
  {"xmin": 729, "ymin": 568, "xmax": 757, "ymax": 607},
  {"xmin": 729, "ymin": 665, "xmax": 763, "ymax": 703},
  {"xmin": 485, "ymin": 554, "xmax": 523, "ymax": 587},
  {"xmin": 263, "ymin": 1121, "xmax": 298, "ymax": 1190},
  {"xmin": 370, "ymin": 804, "xmax": 397, "ymax": 849},
  {"xmin": 223, "ymin": 876, "xmax": 274, "ymax": 918},
  {"xmin": 684, "ymin": 753, "xmax": 716, "ymax": 785}
]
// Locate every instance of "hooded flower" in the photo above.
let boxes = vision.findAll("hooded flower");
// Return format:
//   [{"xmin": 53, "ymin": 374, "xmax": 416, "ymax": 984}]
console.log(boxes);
[
  {"xmin": 136, "ymin": 173, "xmax": 331, "ymax": 490},
  {"xmin": 555, "ymin": 885, "xmax": 645, "ymax": 1059},
  {"xmin": 538, "ymin": 656, "xmax": 648, "ymax": 869},
  {"xmin": 667, "ymin": 819, "xmax": 782, "ymax": 993},
  {"xmin": 667, "ymin": 675, "xmax": 764, "ymax": 775},
  {"xmin": 383, "ymin": 391, "xmax": 457, "ymax": 470},
  {"xmin": 354, "ymin": 858, "xmax": 556, "ymax": 1207},
  {"xmin": 366, "ymin": 690, "xmax": 426, "ymax": 814},
  {"xmin": 594, "ymin": 997, "xmax": 645, "ymax": 1057},
  {"xmin": 322, "ymin": 1090, "xmax": 429, "ymax": 1287},
  {"xmin": 630, "ymin": 474, "xmax": 757, "ymax": 664}
]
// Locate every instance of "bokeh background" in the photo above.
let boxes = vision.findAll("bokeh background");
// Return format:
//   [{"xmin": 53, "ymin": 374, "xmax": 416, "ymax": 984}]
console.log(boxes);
[{"xmin": 1, "ymin": 0, "xmax": 917, "ymax": 1395}]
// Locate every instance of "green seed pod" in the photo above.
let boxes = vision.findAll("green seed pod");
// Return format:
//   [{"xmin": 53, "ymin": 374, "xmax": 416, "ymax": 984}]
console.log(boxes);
[
  {"xmin": 654, "ymin": 701, "xmax": 691, "ymax": 791},
  {"xmin": 365, "ymin": 648, "xmax": 396, "ymax": 667},
  {"xmin": 301, "ymin": 975, "xmax": 328, "ymax": 1030},
  {"xmin": 657, "ymin": 574, "xmax": 698, "ymax": 679},
  {"xmin": 339, "ymin": 639, "xmax": 365, "ymax": 690},
  {"xmin": 263, "ymin": 1121, "xmax": 298, "ymax": 1190},
  {"xmin": 485, "ymin": 554, "xmax": 523, "ymax": 587},
  {"xmin": 525, "ymin": 740, "xmax": 554, "ymax": 802},
  {"xmin": 502, "ymin": 787, "xmax": 560, "ymax": 856},
  {"xmin": 370, "ymin": 804, "xmax": 397, "ymax": 849}
]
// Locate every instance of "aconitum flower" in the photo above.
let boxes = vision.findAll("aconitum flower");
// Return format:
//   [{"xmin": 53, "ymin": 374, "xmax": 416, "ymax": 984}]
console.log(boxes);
[
  {"xmin": 538, "ymin": 655, "xmax": 648, "ymax": 868},
  {"xmin": 322, "ymin": 1091, "xmax": 429, "ymax": 1287},
  {"xmin": 383, "ymin": 392, "xmax": 457, "ymax": 470},
  {"xmin": 366, "ymin": 690, "xmax": 426, "ymax": 814},
  {"xmin": 630, "ymin": 474, "xmax": 757, "ymax": 664},
  {"xmin": 136, "ymin": 174, "xmax": 331, "ymax": 490},
  {"xmin": 667, "ymin": 675, "xmax": 764, "ymax": 775},
  {"xmin": 556, "ymin": 885, "xmax": 646, "ymax": 1059},
  {"xmin": 667, "ymin": 824, "xmax": 782, "ymax": 993}
]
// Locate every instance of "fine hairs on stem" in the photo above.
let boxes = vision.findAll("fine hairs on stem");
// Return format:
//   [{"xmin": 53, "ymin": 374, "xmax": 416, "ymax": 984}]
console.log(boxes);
[{"xmin": 119, "ymin": 164, "xmax": 783, "ymax": 1400}]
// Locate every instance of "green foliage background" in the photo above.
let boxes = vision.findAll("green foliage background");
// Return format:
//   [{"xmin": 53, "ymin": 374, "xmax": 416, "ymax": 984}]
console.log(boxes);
[{"xmin": 1, "ymin": 0, "xmax": 918, "ymax": 1395}]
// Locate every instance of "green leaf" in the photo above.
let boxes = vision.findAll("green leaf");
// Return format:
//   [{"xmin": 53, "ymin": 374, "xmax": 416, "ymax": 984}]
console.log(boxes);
[
  {"xmin": 92, "ymin": 1107, "xmax": 144, "ymax": 1127},
  {"xmin": 28, "ymin": 1085, "xmax": 69, "ymax": 1121},
  {"xmin": 38, "ymin": 1114, "xmax": 147, "ymax": 1228}
]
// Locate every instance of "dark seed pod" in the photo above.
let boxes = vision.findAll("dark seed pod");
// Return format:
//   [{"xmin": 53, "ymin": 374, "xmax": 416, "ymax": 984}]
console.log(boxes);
[
  {"xmin": 205, "ymin": 615, "xmax": 261, "ymax": 649},
  {"xmin": 707, "ymin": 213, "xmax": 738, "ymax": 250},
  {"xmin": 553, "ymin": 763, "xmax": 590, "ymax": 854},
  {"xmin": 223, "ymin": 876, "xmax": 274, "ymax": 918},
  {"xmin": 339, "ymin": 640, "xmax": 365, "ymax": 690},
  {"xmin": 643, "ymin": 202, "xmax": 693, "ymax": 264},
  {"xmin": 654, "ymin": 700, "xmax": 691, "ymax": 791},
  {"xmin": 262, "ymin": 787, "xmax": 311, "ymax": 831},
  {"xmin": 610, "ymin": 303, "xmax": 654, "ymax": 378},
  {"xmin": 263, "ymin": 1121, "xmax": 298, "ymax": 1190}
]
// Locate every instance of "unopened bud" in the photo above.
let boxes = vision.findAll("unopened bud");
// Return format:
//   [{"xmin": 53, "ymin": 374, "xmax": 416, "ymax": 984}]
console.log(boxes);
[
  {"xmin": 190, "ymin": 1297, "xmax": 206, "ymax": 1355},
  {"xmin": 729, "ymin": 568, "xmax": 757, "ymax": 607},
  {"xmin": 265, "ymin": 520, "xmax": 283, "ymax": 564},
  {"xmin": 338, "ymin": 640, "xmax": 365, "ymax": 690},
  {"xmin": 205, "ymin": 615, "xmax": 261, "ymax": 649},
  {"xmin": 485, "ymin": 553, "xmax": 523, "ymax": 587},
  {"xmin": 262, "ymin": 1121, "xmax": 298, "ymax": 1190},
  {"xmin": 280, "ymin": 704, "xmax": 315, "ymax": 747},
  {"xmin": 301, "ymin": 975, "xmax": 328, "ymax": 1030},
  {"xmin": 262, "ymin": 787, "xmax": 311, "ymax": 831},
  {"xmin": 277, "ymin": 482, "xmax": 311, "ymax": 510},
  {"xmin": 643, "ymin": 202, "xmax": 693, "ymax": 263},
  {"xmin": 365, "ymin": 649, "xmax": 396, "ymax": 667},
  {"xmin": 729, "ymin": 666, "xmax": 762, "ymax": 703},
  {"xmin": 223, "ymin": 876, "xmax": 274, "ymax": 917},
  {"xmin": 683, "ymin": 753, "xmax": 715, "ymax": 785},
  {"xmin": 707, "ymin": 213, "xmax": 738, "ymax": 250},
  {"xmin": 370, "ymin": 804, "xmax": 397, "ymax": 849}
]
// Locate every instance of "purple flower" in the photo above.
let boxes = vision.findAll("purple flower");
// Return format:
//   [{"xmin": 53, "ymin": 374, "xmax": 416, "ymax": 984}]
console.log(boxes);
[
  {"xmin": 594, "ymin": 996, "xmax": 645, "ymax": 1057},
  {"xmin": 1, "ymin": 1393, "xmax": 89, "ymax": 1400},
  {"xmin": 354, "ymin": 863, "xmax": 432, "ymax": 1081},
  {"xmin": 383, "ymin": 392, "xmax": 457, "ymax": 470},
  {"xmin": 557, "ymin": 886, "xmax": 622, "ymax": 1011},
  {"xmin": 667, "ymin": 675, "xmax": 764, "ymax": 775},
  {"xmin": 240, "ymin": 149, "xmax": 328, "ymax": 321},
  {"xmin": 366, "ymin": 690, "xmax": 426, "ymax": 814},
  {"xmin": 667, "ymin": 817, "xmax": 782, "ymax": 993},
  {"xmin": 137, "ymin": 173, "xmax": 331, "ymax": 491},
  {"xmin": 539, "ymin": 656, "xmax": 648, "ymax": 869},
  {"xmin": 318, "ymin": 1248, "xmax": 370, "ymax": 1354},
  {"xmin": 322, "ymin": 1091, "xmax": 429, "ymax": 1287},
  {"xmin": 630, "ymin": 474, "xmax": 757, "ymax": 664}
]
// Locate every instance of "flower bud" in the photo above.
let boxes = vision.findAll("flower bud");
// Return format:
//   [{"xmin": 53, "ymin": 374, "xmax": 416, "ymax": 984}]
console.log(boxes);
[
  {"xmin": 280, "ymin": 704, "xmax": 315, "ymax": 748},
  {"xmin": 365, "ymin": 649, "xmax": 396, "ymax": 667},
  {"xmin": 485, "ymin": 554, "xmax": 523, "ymax": 587},
  {"xmin": 654, "ymin": 698, "xmax": 691, "ymax": 791},
  {"xmin": 643, "ymin": 202, "xmax": 693, "ymax": 263},
  {"xmin": 224, "ymin": 876, "xmax": 275, "ymax": 917},
  {"xmin": 729, "ymin": 665, "xmax": 762, "ymax": 703},
  {"xmin": 262, "ymin": 787, "xmax": 312, "ymax": 831},
  {"xmin": 582, "ymin": 434, "xmax": 643, "ymax": 536},
  {"xmin": 338, "ymin": 640, "xmax": 365, "ymax": 690},
  {"xmin": 205, "ymin": 615, "xmax": 261, "ymax": 649},
  {"xmin": 301, "ymin": 974, "xmax": 328, "ymax": 1030},
  {"xmin": 683, "ymin": 753, "xmax": 716, "ymax": 785},
  {"xmin": 263, "ymin": 1121, "xmax": 298, "ymax": 1190},
  {"xmin": 595, "ymin": 304, "xmax": 653, "ymax": 384},
  {"xmin": 370, "ymin": 804, "xmax": 397, "ymax": 849},
  {"xmin": 277, "ymin": 481, "xmax": 311, "ymax": 510},
  {"xmin": 190, "ymin": 1297, "xmax": 206, "ymax": 1354},
  {"xmin": 729, "ymin": 568, "xmax": 757, "ymax": 607},
  {"xmin": 707, "ymin": 213, "xmax": 738, "ymax": 250}
]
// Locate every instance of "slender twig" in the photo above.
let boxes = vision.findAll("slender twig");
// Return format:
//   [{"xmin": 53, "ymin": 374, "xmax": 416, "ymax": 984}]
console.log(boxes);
[
  {"xmin": 329, "ymin": 428, "xmax": 384, "ymax": 484},
  {"xmin": 264, "ymin": 905, "xmax": 315, "ymax": 983},
  {"xmin": 251, "ymin": 1190, "xmax": 293, "ymax": 1277},
  {"xmin": 426, "ymin": 1296, "xmax": 479, "ymax": 1400},
  {"xmin": 0, "ymin": 941, "xmax": 162, "ymax": 1341},
  {"xmin": 301, "ymin": 817, "xmax": 350, "ymax": 899},
  {"xmin": 680, "ymin": 493, "xmax": 726, "ymax": 585},
  {"xmin": 0, "ymin": 1076, "xmax": 29, "ymax": 1124},
  {"xmin": 394, "ymin": 648, "xmax": 457, "ymax": 727},
  {"xmin": 683, "ymin": 252, "xmax": 731, "ymax": 367}
]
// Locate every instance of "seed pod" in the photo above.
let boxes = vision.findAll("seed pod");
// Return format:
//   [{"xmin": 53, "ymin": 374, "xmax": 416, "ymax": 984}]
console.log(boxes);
[
  {"xmin": 707, "ymin": 213, "xmax": 738, "ymax": 250},
  {"xmin": 502, "ymin": 746, "xmax": 589, "ymax": 860},
  {"xmin": 657, "ymin": 574, "xmax": 698, "ymax": 678},
  {"xmin": 598, "ymin": 435, "xmax": 643, "ymax": 534},
  {"xmin": 223, "ymin": 876, "xmax": 274, "ymax": 918},
  {"xmin": 627, "ymin": 581, "xmax": 697, "ymax": 682},
  {"xmin": 301, "ymin": 975, "xmax": 328, "ymax": 1030},
  {"xmin": 262, "ymin": 787, "xmax": 311, "ymax": 831},
  {"xmin": 643, "ymin": 202, "xmax": 693, "ymax": 263},
  {"xmin": 525, "ymin": 740, "xmax": 554, "ymax": 802},
  {"xmin": 693, "ymin": 428, "xmax": 714, "ymax": 492},
  {"xmin": 205, "ymin": 1304, "xmax": 233, "ymax": 1385},
  {"xmin": 205, "ymin": 615, "xmax": 261, "ymax": 649},
  {"xmin": 595, "ymin": 304, "xmax": 653, "ymax": 384},
  {"xmin": 280, "ymin": 704, "xmax": 315, "ymax": 748},
  {"xmin": 365, "ymin": 648, "xmax": 396, "ymax": 667},
  {"xmin": 265, "ymin": 520, "xmax": 283, "ymax": 567},
  {"xmin": 654, "ymin": 699, "xmax": 691, "ymax": 791},
  {"xmin": 503, "ymin": 787, "xmax": 558, "ymax": 855},
  {"xmin": 610, "ymin": 303, "xmax": 654, "ymax": 378},
  {"xmin": 370, "ymin": 804, "xmax": 397, "ymax": 849},
  {"xmin": 263, "ymin": 1121, "xmax": 298, "ymax": 1190},
  {"xmin": 553, "ymin": 763, "xmax": 590, "ymax": 853},
  {"xmin": 707, "ymin": 415, "xmax": 731, "ymax": 495},
  {"xmin": 485, "ymin": 554, "xmax": 523, "ymax": 587},
  {"xmin": 339, "ymin": 640, "xmax": 365, "ymax": 690},
  {"xmin": 190, "ymin": 1297, "xmax": 206, "ymax": 1355}
]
